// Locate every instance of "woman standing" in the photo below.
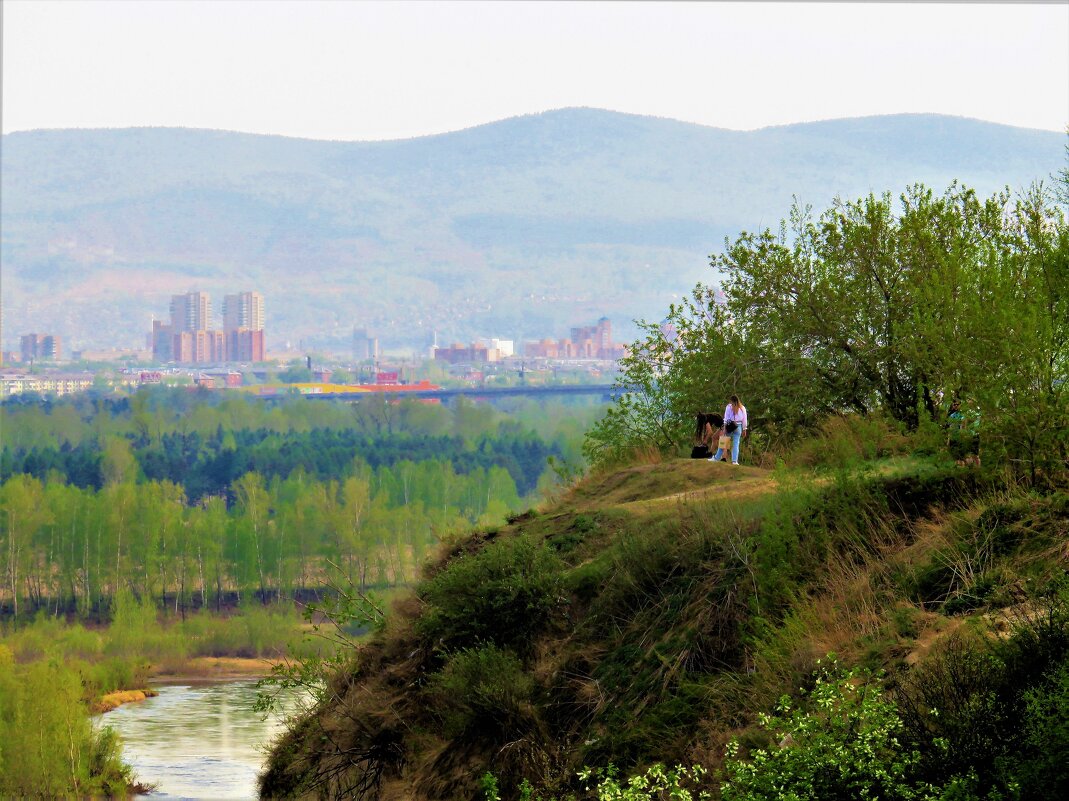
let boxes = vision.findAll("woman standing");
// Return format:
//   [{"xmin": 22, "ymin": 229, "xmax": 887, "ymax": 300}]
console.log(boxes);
[{"xmin": 709, "ymin": 395, "xmax": 747, "ymax": 464}]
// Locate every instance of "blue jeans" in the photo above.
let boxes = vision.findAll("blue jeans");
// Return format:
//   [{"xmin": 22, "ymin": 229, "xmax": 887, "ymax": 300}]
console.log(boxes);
[{"xmin": 714, "ymin": 428, "xmax": 742, "ymax": 463}]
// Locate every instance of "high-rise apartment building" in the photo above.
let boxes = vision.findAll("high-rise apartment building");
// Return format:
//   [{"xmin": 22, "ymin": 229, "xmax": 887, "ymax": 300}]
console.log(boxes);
[
  {"xmin": 169, "ymin": 291, "xmax": 212, "ymax": 332},
  {"xmin": 151, "ymin": 289, "xmax": 264, "ymax": 364},
  {"xmin": 226, "ymin": 328, "xmax": 266, "ymax": 362},
  {"xmin": 20, "ymin": 333, "xmax": 62, "ymax": 362},
  {"xmin": 525, "ymin": 317, "xmax": 624, "ymax": 360},
  {"xmin": 151, "ymin": 320, "xmax": 174, "ymax": 362},
  {"xmin": 353, "ymin": 328, "xmax": 379, "ymax": 362},
  {"xmin": 223, "ymin": 291, "xmax": 264, "ymax": 332}
]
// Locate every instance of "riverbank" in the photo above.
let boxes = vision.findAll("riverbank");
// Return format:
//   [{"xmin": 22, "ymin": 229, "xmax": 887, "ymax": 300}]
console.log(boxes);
[
  {"xmin": 92, "ymin": 656, "xmax": 283, "ymax": 713},
  {"xmin": 93, "ymin": 688, "xmax": 160, "ymax": 713},
  {"xmin": 152, "ymin": 655, "xmax": 284, "ymax": 682}
]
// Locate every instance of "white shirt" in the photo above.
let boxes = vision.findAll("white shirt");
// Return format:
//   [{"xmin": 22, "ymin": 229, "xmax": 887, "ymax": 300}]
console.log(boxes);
[{"xmin": 724, "ymin": 404, "xmax": 747, "ymax": 431}]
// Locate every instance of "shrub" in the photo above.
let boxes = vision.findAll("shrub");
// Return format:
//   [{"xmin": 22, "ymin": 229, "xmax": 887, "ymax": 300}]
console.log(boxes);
[
  {"xmin": 1016, "ymin": 657, "xmax": 1069, "ymax": 798},
  {"xmin": 105, "ymin": 587, "xmax": 159, "ymax": 658},
  {"xmin": 896, "ymin": 583, "xmax": 1069, "ymax": 795},
  {"xmin": 779, "ymin": 414, "xmax": 911, "ymax": 470},
  {"xmin": 894, "ymin": 633, "xmax": 1008, "ymax": 788},
  {"xmin": 578, "ymin": 763, "xmax": 709, "ymax": 800},
  {"xmin": 428, "ymin": 645, "xmax": 535, "ymax": 739},
  {"xmin": 721, "ymin": 662, "xmax": 938, "ymax": 801},
  {"xmin": 418, "ymin": 535, "xmax": 565, "ymax": 654},
  {"xmin": 0, "ymin": 656, "xmax": 134, "ymax": 797}
]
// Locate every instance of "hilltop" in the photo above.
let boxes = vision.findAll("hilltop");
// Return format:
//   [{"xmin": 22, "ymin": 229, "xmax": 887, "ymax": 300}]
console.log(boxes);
[
  {"xmin": 1, "ymin": 110, "xmax": 1062, "ymax": 350},
  {"xmin": 258, "ymin": 433, "xmax": 1069, "ymax": 799}
]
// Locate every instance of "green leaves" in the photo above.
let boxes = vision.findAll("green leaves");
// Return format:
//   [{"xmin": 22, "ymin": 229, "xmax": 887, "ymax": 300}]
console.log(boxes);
[
  {"xmin": 586, "ymin": 182, "xmax": 1069, "ymax": 482},
  {"xmin": 579, "ymin": 763, "xmax": 710, "ymax": 801},
  {"xmin": 721, "ymin": 663, "xmax": 935, "ymax": 801}
]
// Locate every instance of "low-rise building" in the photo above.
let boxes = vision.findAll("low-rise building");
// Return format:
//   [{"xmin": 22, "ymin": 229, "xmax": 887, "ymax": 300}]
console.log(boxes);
[
  {"xmin": 0, "ymin": 371, "xmax": 94, "ymax": 397},
  {"xmin": 433, "ymin": 342, "xmax": 504, "ymax": 364}
]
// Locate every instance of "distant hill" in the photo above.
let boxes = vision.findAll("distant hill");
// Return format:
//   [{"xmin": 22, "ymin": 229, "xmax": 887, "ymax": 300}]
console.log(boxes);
[{"xmin": 1, "ymin": 109, "xmax": 1062, "ymax": 353}]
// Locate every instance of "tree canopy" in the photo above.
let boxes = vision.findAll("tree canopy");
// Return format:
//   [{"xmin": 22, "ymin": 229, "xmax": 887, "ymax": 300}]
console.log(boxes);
[{"xmin": 586, "ymin": 182, "xmax": 1068, "ymax": 482}]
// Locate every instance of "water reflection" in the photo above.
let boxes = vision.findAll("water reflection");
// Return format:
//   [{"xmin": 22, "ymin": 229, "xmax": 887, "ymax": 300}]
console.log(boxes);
[{"xmin": 98, "ymin": 680, "xmax": 294, "ymax": 800}]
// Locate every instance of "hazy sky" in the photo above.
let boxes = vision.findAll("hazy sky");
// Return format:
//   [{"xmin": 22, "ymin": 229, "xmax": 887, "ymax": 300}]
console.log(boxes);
[{"xmin": 3, "ymin": 1, "xmax": 1067, "ymax": 140}]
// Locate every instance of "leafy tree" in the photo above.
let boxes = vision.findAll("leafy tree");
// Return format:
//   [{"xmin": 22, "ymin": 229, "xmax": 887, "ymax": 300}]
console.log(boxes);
[
  {"xmin": 587, "ymin": 183, "xmax": 1069, "ymax": 482},
  {"xmin": 0, "ymin": 475, "xmax": 52, "ymax": 622},
  {"xmin": 278, "ymin": 364, "xmax": 313, "ymax": 384},
  {"xmin": 233, "ymin": 472, "xmax": 271, "ymax": 603}
]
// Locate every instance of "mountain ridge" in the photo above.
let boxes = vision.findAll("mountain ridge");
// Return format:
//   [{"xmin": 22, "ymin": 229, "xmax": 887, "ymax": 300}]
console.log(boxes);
[
  {"xmin": 5, "ymin": 107, "xmax": 1060, "ymax": 141},
  {"xmin": 2, "ymin": 109, "xmax": 1062, "ymax": 352}
]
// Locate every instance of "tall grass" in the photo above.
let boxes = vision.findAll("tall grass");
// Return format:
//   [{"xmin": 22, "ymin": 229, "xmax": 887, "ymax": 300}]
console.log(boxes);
[{"xmin": 769, "ymin": 413, "xmax": 914, "ymax": 470}]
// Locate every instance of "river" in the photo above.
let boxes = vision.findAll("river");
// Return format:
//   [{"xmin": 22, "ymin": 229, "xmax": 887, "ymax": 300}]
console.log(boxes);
[{"xmin": 98, "ymin": 680, "xmax": 296, "ymax": 800}]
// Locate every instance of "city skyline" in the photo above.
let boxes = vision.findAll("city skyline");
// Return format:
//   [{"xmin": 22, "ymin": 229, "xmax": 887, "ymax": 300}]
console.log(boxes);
[{"xmin": 151, "ymin": 289, "xmax": 265, "ymax": 364}]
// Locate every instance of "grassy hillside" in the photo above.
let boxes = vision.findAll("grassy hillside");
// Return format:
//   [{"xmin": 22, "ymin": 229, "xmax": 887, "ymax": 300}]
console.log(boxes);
[
  {"xmin": 2, "ymin": 110, "xmax": 1062, "ymax": 350},
  {"xmin": 258, "ymin": 432, "xmax": 1069, "ymax": 799}
]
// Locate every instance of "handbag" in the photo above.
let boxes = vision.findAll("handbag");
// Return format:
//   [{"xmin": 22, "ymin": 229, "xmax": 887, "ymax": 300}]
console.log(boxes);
[
  {"xmin": 718, "ymin": 435, "xmax": 732, "ymax": 451},
  {"xmin": 725, "ymin": 421, "xmax": 738, "ymax": 434}
]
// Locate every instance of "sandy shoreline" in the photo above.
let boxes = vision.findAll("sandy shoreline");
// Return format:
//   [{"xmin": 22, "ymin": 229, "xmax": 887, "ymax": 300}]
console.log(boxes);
[
  {"xmin": 96, "ymin": 657, "xmax": 285, "ymax": 712},
  {"xmin": 93, "ymin": 688, "xmax": 160, "ymax": 713}
]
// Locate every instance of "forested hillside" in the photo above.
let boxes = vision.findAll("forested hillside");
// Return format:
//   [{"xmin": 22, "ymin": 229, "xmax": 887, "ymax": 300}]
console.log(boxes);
[{"xmin": 2, "ymin": 110, "xmax": 1062, "ymax": 349}]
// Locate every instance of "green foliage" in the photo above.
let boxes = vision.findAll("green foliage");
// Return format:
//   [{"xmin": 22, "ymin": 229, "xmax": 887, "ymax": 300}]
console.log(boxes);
[
  {"xmin": 482, "ymin": 770, "xmax": 502, "ymax": 801},
  {"xmin": 781, "ymin": 414, "xmax": 911, "ymax": 470},
  {"xmin": 428, "ymin": 645, "xmax": 535, "ymax": 738},
  {"xmin": 278, "ymin": 364, "xmax": 314, "ymax": 384},
  {"xmin": 0, "ymin": 649, "xmax": 134, "ymax": 797},
  {"xmin": 895, "ymin": 584, "xmax": 1069, "ymax": 797},
  {"xmin": 255, "ymin": 582, "xmax": 385, "ymax": 717},
  {"xmin": 721, "ymin": 663, "xmax": 936, "ymax": 801},
  {"xmin": 107, "ymin": 587, "xmax": 159, "ymax": 654},
  {"xmin": 1, "ymin": 606, "xmax": 304, "ymax": 681},
  {"xmin": 1017, "ymin": 658, "xmax": 1069, "ymax": 796},
  {"xmin": 586, "ymin": 183, "xmax": 1069, "ymax": 485},
  {"xmin": 179, "ymin": 605, "xmax": 302, "ymax": 658},
  {"xmin": 902, "ymin": 491, "xmax": 1068, "ymax": 614},
  {"xmin": 579, "ymin": 763, "xmax": 709, "ymax": 801},
  {"xmin": 418, "ymin": 535, "xmax": 565, "ymax": 654}
]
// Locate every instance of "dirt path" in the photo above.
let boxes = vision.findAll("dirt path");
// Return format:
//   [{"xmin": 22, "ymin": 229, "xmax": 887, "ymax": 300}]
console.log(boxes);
[
  {"xmin": 617, "ymin": 456, "xmax": 935, "ymax": 516},
  {"xmin": 619, "ymin": 474, "xmax": 778, "ymax": 513}
]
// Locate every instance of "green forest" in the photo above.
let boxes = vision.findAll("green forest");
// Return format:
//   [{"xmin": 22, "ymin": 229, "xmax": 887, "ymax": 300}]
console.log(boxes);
[
  {"xmin": 1, "ymin": 391, "xmax": 592, "ymax": 619},
  {"xmin": 0, "ymin": 391, "xmax": 596, "ymax": 797}
]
